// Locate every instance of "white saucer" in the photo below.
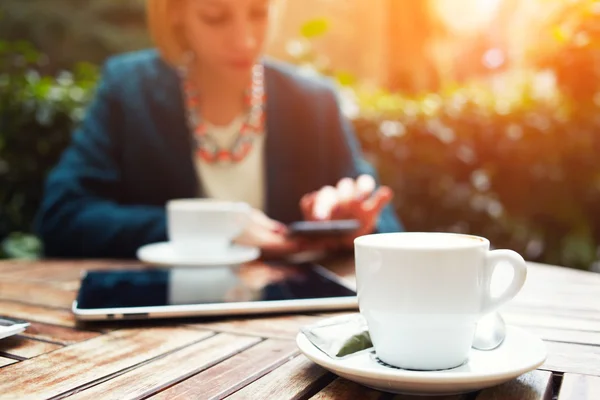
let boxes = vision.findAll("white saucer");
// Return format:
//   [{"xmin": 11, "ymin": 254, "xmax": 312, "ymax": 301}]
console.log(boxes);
[
  {"xmin": 297, "ymin": 323, "xmax": 547, "ymax": 396},
  {"xmin": 137, "ymin": 242, "xmax": 260, "ymax": 266}
]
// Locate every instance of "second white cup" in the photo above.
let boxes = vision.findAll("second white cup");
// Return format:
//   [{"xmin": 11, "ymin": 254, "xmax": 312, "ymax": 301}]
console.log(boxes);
[{"xmin": 354, "ymin": 232, "xmax": 527, "ymax": 371}]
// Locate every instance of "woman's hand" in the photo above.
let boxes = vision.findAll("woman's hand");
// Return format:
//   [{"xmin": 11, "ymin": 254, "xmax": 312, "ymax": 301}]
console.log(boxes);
[
  {"xmin": 300, "ymin": 175, "xmax": 393, "ymax": 249},
  {"xmin": 234, "ymin": 208, "xmax": 299, "ymax": 258}
]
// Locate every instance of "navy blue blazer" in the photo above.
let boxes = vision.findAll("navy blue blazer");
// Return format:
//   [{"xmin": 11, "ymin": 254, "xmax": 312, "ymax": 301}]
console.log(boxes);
[{"xmin": 36, "ymin": 49, "xmax": 403, "ymax": 258}]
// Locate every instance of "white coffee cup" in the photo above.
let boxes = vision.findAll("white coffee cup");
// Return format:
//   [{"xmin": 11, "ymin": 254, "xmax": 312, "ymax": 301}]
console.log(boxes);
[
  {"xmin": 167, "ymin": 199, "xmax": 251, "ymax": 257},
  {"xmin": 354, "ymin": 232, "xmax": 527, "ymax": 371}
]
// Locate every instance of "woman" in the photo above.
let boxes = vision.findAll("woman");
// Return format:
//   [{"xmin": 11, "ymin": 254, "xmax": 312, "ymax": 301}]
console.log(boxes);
[{"xmin": 35, "ymin": 0, "xmax": 403, "ymax": 259}]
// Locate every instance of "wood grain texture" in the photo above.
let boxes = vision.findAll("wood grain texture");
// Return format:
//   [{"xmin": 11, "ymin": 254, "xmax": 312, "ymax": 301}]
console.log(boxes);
[
  {"xmin": 0, "ymin": 300, "xmax": 76, "ymax": 327},
  {"xmin": 0, "ymin": 260, "xmax": 146, "ymax": 283},
  {"xmin": 151, "ymin": 339, "xmax": 300, "ymax": 400},
  {"xmin": 68, "ymin": 333, "xmax": 260, "ymax": 400},
  {"xmin": 506, "ymin": 304, "xmax": 600, "ymax": 322},
  {"xmin": 0, "ymin": 259, "xmax": 598, "ymax": 399},
  {"xmin": 542, "ymin": 341, "xmax": 600, "ymax": 376},
  {"xmin": 190, "ymin": 314, "xmax": 321, "ymax": 340},
  {"xmin": 0, "ymin": 357, "xmax": 17, "ymax": 368},
  {"xmin": 558, "ymin": 373, "xmax": 600, "ymax": 399},
  {"xmin": 502, "ymin": 311, "xmax": 600, "ymax": 333},
  {"xmin": 226, "ymin": 355, "xmax": 334, "ymax": 399},
  {"xmin": 0, "ymin": 281, "xmax": 77, "ymax": 309},
  {"xmin": 0, "ymin": 327, "xmax": 214, "ymax": 399},
  {"xmin": 390, "ymin": 394, "xmax": 468, "ymax": 400},
  {"xmin": 310, "ymin": 379, "xmax": 385, "ymax": 399},
  {"xmin": 0, "ymin": 335, "xmax": 62, "ymax": 359},
  {"xmin": 475, "ymin": 371, "xmax": 553, "ymax": 400},
  {"xmin": 20, "ymin": 322, "xmax": 101, "ymax": 345},
  {"xmin": 310, "ymin": 372, "xmax": 552, "ymax": 400},
  {"xmin": 521, "ymin": 326, "xmax": 600, "ymax": 347}
]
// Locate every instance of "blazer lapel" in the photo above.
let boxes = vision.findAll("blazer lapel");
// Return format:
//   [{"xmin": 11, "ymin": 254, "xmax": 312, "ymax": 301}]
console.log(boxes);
[
  {"xmin": 151, "ymin": 58, "xmax": 200, "ymax": 199},
  {"xmin": 264, "ymin": 65, "xmax": 284, "ymax": 220},
  {"xmin": 264, "ymin": 63, "xmax": 304, "ymax": 223}
]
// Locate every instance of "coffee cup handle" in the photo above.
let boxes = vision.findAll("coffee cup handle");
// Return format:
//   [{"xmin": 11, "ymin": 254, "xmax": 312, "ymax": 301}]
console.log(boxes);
[{"xmin": 481, "ymin": 250, "xmax": 527, "ymax": 314}]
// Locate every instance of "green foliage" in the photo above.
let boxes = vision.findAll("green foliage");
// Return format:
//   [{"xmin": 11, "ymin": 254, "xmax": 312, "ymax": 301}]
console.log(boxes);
[
  {"xmin": 300, "ymin": 18, "xmax": 330, "ymax": 39},
  {"xmin": 0, "ymin": 0, "xmax": 149, "ymax": 72},
  {"xmin": 1, "ymin": 233, "xmax": 42, "ymax": 260},
  {"xmin": 533, "ymin": 0, "xmax": 600, "ymax": 105},
  {"xmin": 350, "ymin": 81, "xmax": 600, "ymax": 270},
  {"xmin": 0, "ymin": 40, "xmax": 99, "ymax": 258}
]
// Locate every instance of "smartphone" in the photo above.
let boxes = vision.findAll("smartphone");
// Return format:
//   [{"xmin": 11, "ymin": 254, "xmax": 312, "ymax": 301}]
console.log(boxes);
[{"xmin": 287, "ymin": 219, "xmax": 361, "ymax": 238}]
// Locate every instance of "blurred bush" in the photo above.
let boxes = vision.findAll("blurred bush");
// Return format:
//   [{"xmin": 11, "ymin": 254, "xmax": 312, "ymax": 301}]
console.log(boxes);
[
  {"xmin": 0, "ymin": 0, "xmax": 149, "ymax": 73},
  {"xmin": 349, "ymin": 82, "xmax": 600, "ymax": 270},
  {"xmin": 291, "ymin": 17, "xmax": 600, "ymax": 271},
  {"xmin": 532, "ymin": 0, "xmax": 600, "ymax": 106},
  {"xmin": 0, "ymin": 40, "xmax": 98, "ymax": 258}
]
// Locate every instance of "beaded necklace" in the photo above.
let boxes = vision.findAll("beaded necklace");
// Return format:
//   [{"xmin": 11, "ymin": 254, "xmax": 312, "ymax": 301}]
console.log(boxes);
[{"xmin": 179, "ymin": 63, "xmax": 266, "ymax": 164}]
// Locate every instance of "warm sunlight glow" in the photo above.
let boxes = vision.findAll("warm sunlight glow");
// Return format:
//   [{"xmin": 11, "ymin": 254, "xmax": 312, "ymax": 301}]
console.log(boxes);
[{"xmin": 433, "ymin": 0, "xmax": 503, "ymax": 34}]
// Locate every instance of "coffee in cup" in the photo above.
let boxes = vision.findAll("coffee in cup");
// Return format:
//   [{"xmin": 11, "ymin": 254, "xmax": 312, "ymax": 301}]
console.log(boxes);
[
  {"xmin": 354, "ymin": 232, "xmax": 527, "ymax": 371},
  {"xmin": 167, "ymin": 199, "xmax": 251, "ymax": 257}
]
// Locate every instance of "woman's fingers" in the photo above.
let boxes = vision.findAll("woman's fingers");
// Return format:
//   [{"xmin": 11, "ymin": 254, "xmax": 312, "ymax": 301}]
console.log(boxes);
[
  {"xmin": 301, "ymin": 175, "xmax": 387, "ymax": 222},
  {"xmin": 300, "ymin": 192, "xmax": 317, "ymax": 220},
  {"xmin": 312, "ymin": 185, "xmax": 339, "ymax": 220},
  {"xmin": 332, "ymin": 175, "xmax": 376, "ymax": 218},
  {"xmin": 336, "ymin": 177, "xmax": 355, "ymax": 204},
  {"xmin": 362, "ymin": 185, "xmax": 393, "ymax": 216},
  {"xmin": 356, "ymin": 174, "xmax": 376, "ymax": 200}
]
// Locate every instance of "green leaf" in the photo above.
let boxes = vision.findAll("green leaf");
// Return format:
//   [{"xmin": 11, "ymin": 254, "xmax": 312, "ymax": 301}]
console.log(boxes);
[
  {"xmin": 561, "ymin": 231, "xmax": 596, "ymax": 269},
  {"xmin": 335, "ymin": 71, "xmax": 357, "ymax": 87},
  {"xmin": 1, "ymin": 233, "xmax": 42, "ymax": 260},
  {"xmin": 300, "ymin": 18, "xmax": 329, "ymax": 38},
  {"xmin": 552, "ymin": 26, "xmax": 569, "ymax": 43}
]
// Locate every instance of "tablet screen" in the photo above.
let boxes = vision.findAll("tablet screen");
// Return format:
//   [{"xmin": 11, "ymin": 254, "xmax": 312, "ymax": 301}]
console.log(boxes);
[{"xmin": 75, "ymin": 262, "xmax": 356, "ymax": 310}]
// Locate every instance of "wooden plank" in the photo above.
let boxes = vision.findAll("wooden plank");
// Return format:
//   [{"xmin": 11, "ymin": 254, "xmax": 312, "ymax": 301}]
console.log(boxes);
[
  {"xmin": 506, "ymin": 303, "xmax": 600, "ymax": 320},
  {"xmin": 390, "ymin": 394, "xmax": 467, "ymax": 400},
  {"xmin": 558, "ymin": 373, "xmax": 600, "ymax": 400},
  {"xmin": 0, "ymin": 335, "xmax": 62, "ymax": 359},
  {"xmin": 502, "ymin": 311, "xmax": 600, "ymax": 333},
  {"xmin": 0, "ymin": 356, "xmax": 17, "ymax": 368},
  {"xmin": 542, "ymin": 341, "xmax": 600, "ymax": 376},
  {"xmin": 189, "ymin": 314, "xmax": 321, "ymax": 340},
  {"xmin": 475, "ymin": 370, "xmax": 553, "ymax": 400},
  {"xmin": 0, "ymin": 327, "xmax": 214, "ymax": 399},
  {"xmin": 310, "ymin": 379, "xmax": 385, "ymax": 399},
  {"xmin": 520, "ymin": 326, "xmax": 600, "ymax": 347},
  {"xmin": 67, "ymin": 333, "xmax": 260, "ymax": 400},
  {"xmin": 0, "ymin": 281, "xmax": 77, "ymax": 309},
  {"xmin": 0, "ymin": 263, "xmax": 89, "ymax": 282},
  {"xmin": 0, "ymin": 260, "xmax": 147, "ymax": 283},
  {"xmin": 526, "ymin": 262, "xmax": 600, "ymax": 284},
  {"xmin": 310, "ymin": 372, "xmax": 552, "ymax": 400},
  {"xmin": 151, "ymin": 339, "xmax": 300, "ymax": 400},
  {"xmin": 226, "ymin": 355, "xmax": 334, "ymax": 399},
  {"xmin": 0, "ymin": 260, "xmax": 44, "ymax": 271},
  {"xmin": 20, "ymin": 322, "xmax": 101, "ymax": 345},
  {"xmin": 0, "ymin": 300, "xmax": 76, "ymax": 327}
]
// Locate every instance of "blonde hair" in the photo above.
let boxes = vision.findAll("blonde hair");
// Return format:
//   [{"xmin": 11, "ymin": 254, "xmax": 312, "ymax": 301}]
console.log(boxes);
[
  {"xmin": 147, "ymin": 0, "xmax": 185, "ymax": 66},
  {"xmin": 146, "ymin": 0, "xmax": 284, "ymax": 67}
]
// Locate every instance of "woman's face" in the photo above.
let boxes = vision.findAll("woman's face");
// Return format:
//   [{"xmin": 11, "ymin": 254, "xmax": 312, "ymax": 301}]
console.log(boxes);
[{"xmin": 179, "ymin": 0, "xmax": 271, "ymax": 78}]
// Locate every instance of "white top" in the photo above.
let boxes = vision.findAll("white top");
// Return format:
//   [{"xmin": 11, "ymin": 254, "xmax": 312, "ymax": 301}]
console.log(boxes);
[{"xmin": 194, "ymin": 115, "xmax": 266, "ymax": 211}]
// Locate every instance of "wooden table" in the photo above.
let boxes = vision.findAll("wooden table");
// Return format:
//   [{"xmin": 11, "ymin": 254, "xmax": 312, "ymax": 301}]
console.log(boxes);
[{"xmin": 0, "ymin": 259, "xmax": 599, "ymax": 400}]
